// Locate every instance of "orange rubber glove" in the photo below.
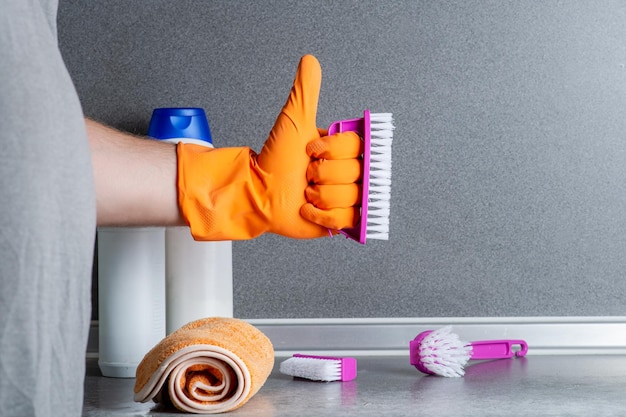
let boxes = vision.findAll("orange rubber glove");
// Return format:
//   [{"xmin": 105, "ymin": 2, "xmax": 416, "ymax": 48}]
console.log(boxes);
[{"xmin": 177, "ymin": 55, "xmax": 362, "ymax": 241}]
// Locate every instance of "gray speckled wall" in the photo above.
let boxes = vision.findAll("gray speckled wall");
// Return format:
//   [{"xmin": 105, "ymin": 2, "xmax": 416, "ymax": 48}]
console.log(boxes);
[{"xmin": 59, "ymin": 0, "xmax": 626, "ymax": 318}]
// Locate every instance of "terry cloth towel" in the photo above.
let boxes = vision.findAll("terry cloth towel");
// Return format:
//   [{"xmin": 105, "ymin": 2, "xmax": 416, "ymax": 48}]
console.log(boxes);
[{"xmin": 134, "ymin": 317, "xmax": 274, "ymax": 414}]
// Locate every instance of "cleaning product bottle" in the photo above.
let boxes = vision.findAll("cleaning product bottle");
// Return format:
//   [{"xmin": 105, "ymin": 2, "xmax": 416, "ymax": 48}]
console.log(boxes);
[
  {"xmin": 148, "ymin": 107, "xmax": 234, "ymax": 335},
  {"xmin": 97, "ymin": 227, "xmax": 166, "ymax": 378}
]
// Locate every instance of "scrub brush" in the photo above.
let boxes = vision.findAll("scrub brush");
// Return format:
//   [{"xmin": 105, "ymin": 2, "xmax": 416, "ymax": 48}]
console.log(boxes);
[
  {"xmin": 279, "ymin": 354, "xmax": 357, "ymax": 382},
  {"xmin": 409, "ymin": 326, "xmax": 528, "ymax": 377},
  {"xmin": 329, "ymin": 110, "xmax": 394, "ymax": 244}
]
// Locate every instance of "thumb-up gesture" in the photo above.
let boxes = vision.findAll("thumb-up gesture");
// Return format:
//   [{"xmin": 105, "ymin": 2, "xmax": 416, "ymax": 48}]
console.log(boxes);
[{"xmin": 177, "ymin": 55, "xmax": 362, "ymax": 240}]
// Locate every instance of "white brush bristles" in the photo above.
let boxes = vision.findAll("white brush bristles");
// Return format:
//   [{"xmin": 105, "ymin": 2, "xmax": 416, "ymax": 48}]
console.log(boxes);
[
  {"xmin": 366, "ymin": 112, "xmax": 394, "ymax": 240},
  {"xmin": 279, "ymin": 357, "xmax": 342, "ymax": 382},
  {"xmin": 418, "ymin": 326, "xmax": 472, "ymax": 377}
]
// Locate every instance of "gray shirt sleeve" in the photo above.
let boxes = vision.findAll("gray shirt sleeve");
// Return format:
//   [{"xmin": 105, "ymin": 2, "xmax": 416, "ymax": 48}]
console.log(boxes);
[{"xmin": 0, "ymin": 1, "xmax": 96, "ymax": 416}]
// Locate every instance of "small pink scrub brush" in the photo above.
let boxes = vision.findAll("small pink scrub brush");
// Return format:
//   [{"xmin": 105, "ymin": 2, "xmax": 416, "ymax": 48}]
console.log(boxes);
[
  {"xmin": 279, "ymin": 354, "xmax": 357, "ymax": 382},
  {"xmin": 409, "ymin": 326, "xmax": 528, "ymax": 377},
  {"xmin": 328, "ymin": 110, "xmax": 394, "ymax": 244}
]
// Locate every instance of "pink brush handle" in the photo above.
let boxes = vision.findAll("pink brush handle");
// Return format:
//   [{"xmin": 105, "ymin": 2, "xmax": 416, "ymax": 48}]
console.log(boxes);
[
  {"xmin": 469, "ymin": 340, "xmax": 528, "ymax": 360},
  {"xmin": 327, "ymin": 110, "xmax": 371, "ymax": 245}
]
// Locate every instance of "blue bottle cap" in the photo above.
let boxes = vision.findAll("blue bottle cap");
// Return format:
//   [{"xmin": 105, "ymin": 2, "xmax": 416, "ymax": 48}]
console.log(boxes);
[{"xmin": 147, "ymin": 107, "xmax": 212, "ymax": 145}]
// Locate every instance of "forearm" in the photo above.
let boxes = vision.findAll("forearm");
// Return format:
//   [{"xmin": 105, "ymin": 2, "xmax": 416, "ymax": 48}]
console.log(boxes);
[{"xmin": 86, "ymin": 118, "xmax": 185, "ymax": 227}]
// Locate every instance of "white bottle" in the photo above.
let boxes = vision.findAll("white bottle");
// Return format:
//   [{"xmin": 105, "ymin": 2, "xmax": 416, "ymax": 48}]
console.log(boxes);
[
  {"xmin": 97, "ymin": 227, "xmax": 165, "ymax": 378},
  {"xmin": 148, "ymin": 107, "xmax": 234, "ymax": 335},
  {"xmin": 165, "ymin": 227, "xmax": 233, "ymax": 333}
]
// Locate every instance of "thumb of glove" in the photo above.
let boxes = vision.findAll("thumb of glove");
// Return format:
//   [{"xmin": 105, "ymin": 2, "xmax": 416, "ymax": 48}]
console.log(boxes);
[{"xmin": 256, "ymin": 54, "xmax": 322, "ymax": 174}]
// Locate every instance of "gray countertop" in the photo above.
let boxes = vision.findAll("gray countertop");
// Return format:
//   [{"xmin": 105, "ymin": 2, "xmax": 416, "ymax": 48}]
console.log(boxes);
[{"xmin": 84, "ymin": 355, "xmax": 626, "ymax": 416}]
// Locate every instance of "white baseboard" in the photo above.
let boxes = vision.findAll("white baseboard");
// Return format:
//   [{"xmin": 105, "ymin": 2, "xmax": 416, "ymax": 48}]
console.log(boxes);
[
  {"xmin": 88, "ymin": 316, "xmax": 626, "ymax": 358},
  {"xmin": 248, "ymin": 316, "xmax": 626, "ymax": 357}
]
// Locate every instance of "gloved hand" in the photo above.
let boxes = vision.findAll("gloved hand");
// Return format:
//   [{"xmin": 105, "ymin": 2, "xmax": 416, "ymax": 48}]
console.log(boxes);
[{"xmin": 177, "ymin": 55, "xmax": 362, "ymax": 241}]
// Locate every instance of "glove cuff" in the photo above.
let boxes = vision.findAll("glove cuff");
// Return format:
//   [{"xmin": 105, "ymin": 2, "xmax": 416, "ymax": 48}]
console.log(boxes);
[{"xmin": 177, "ymin": 143, "xmax": 269, "ymax": 240}]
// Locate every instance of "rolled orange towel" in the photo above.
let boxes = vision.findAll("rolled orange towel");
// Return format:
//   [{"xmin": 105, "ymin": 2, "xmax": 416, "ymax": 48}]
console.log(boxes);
[{"xmin": 133, "ymin": 317, "xmax": 274, "ymax": 414}]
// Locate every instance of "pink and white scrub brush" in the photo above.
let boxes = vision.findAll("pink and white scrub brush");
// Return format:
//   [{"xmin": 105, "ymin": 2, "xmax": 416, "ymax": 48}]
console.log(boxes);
[
  {"xmin": 328, "ymin": 110, "xmax": 394, "ymax": 244},
  {"xmin": 279, "ymin": 354, "xmax": 357, "ymax": 382},
  {"xmin": 409, "ymin": 326, "xmax": 528, "ymax": 377}
]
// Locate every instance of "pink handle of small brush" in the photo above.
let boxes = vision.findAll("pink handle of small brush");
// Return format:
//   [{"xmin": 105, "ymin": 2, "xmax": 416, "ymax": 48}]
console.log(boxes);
[
  {"xmin": 469, "ymin": 340, "xmax": 528, "ymax": 360},
  {"xmin": 326, "ymin": 110, "xmax": 371, "ymax": 244}
]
